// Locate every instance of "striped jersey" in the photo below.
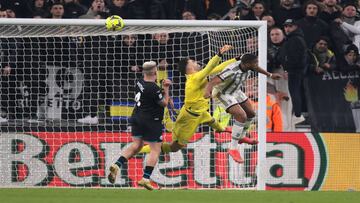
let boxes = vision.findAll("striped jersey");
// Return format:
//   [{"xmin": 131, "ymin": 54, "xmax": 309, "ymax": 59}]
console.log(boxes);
[{"xmin": 214, "ymin": 60, "xmax": 251, "ymax": 95}]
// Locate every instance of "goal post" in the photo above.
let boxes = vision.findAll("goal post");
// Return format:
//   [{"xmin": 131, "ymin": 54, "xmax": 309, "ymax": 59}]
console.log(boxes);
[{"xmin": 0, "ymin": 19, "xmax": 267, "ymax": 190}]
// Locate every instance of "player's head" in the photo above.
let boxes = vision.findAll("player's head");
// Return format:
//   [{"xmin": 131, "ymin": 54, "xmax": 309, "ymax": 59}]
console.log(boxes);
[
  {"xmin": 177, "ymin": 58, "xmax": 201, "ymax": 75},
  {"xmin": 240, "ymin": 53, "xmax": 258, "ymax": 70},
  {"xmin": 142, "ymin": 61, "xmax": 157, "ymax": 77}
]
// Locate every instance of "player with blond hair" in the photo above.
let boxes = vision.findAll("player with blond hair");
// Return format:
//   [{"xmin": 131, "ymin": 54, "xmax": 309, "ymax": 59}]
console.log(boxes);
[{"xmin": 108, "ymin": 61, "xmax": 171, "ymax": 190}]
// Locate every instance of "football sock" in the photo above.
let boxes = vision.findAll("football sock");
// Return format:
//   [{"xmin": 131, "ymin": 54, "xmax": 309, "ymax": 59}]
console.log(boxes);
[
  {"xmin": 243, "ymin": 117, "xmax": 254, "ymax": 133},
  {"xmin": 209, "ymin": 120, "xmax": 225, "ymax": 132},
  {"xmin": 230, "ymin": 121, "xmax": 245, "ymax": 149},
  {"xmin": 143, "ymin": 166, "xmax": 154, "ymax": 179},
  {"xmin": 115, "ymin": 156, "xmax": 127, "ymax": 168}
]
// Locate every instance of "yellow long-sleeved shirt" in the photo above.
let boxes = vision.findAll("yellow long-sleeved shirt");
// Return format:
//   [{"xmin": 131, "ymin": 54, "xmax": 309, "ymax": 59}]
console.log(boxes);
[{"xmin": 183, "ymin": 55, "xmax": 237, "ymax": 113}]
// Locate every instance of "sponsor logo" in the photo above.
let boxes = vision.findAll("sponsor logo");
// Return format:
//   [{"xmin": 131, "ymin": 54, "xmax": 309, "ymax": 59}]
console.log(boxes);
[
  {"xmin": 266, "ymin": 133, "xmax": 327, "ymax": 190},
  {"xmin": 0, "ymin": 132, "xmax": 327, "ymax": 190}
]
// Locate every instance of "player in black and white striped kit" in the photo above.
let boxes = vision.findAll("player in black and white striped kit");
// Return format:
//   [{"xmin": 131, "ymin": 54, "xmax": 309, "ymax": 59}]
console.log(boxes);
[
  {"xmin": 108, "ymin": 61, "xmax": 171, "ymax": 190},
  {"xmin": 205, "ymin": 53, "xmax": 282, "ymax": 163}
]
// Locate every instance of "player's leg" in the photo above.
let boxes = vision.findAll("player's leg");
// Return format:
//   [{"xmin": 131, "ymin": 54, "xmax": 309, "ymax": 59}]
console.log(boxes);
[
  {"xmin": 137, "ymin": 120, "xmax": 163, "ymax": 191},
  {"xmin": 167, "ymin": 107, "xmax": 201, "ymax": 152},
  {"xmin": 138, "ymin": 141, "xmax": 181, "ymax": 154},
  {"xmin": 201, "ymin": 111, "xmax": 227, "ymax": 132},
  {"xmin": 138, "ymin": 141, "xmax": 162, "ymax": 191},
  {"xmin": 239, "ymin": 99, "xmax": 258, "ymax": 144},
  {"xmin": 139, "ymin": 107, "xmax": 200, "ymax": 154},
  {"xmin": 109, "ymin": 116, "xmax": 144, "ymax": 184},
  {"xmin": 215, "ymin": 93, "xmax": 247, "ymax": 163},
  {"xmin": 108, "ymin": 137, "xmax": 144, "ymax": 184},
  {"xmin": 227, "ymin": 104, "xmax": 247, "ymax": 163}
]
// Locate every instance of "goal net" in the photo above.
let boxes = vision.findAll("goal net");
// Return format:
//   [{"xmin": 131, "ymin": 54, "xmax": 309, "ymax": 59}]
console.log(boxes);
[{"xmin": 0, "ymin": 19, "xmax": 267, "ymax": 189}]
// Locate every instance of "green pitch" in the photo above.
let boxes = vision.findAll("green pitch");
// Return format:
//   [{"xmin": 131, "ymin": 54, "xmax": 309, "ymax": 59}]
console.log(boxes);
[{"xmin": 0, "ymin": 189, "xmax": 359, "ymax": 203}]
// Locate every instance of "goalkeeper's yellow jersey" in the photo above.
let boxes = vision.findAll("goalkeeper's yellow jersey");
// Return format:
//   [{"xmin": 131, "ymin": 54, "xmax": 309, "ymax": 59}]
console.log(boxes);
[{"xmin": 183, "ymin": 55, "xmax": 237, "ymax": 113}]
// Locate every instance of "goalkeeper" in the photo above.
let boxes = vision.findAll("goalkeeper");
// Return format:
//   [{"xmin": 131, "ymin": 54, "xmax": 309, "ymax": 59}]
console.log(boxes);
[{"xmin": 140, "ymin": 44, "xmax": 233, "ymax": 154}]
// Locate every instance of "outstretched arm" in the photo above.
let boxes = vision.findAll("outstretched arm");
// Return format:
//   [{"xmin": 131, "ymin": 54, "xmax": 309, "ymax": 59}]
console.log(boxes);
[
  {"xmin": 252, "ymin": 66, "xmax": 282, "ymax": 80},
  {"xmin": 193, "ymin": 45, "xmax": 232, "ymax": 81},
  {"xmin": 209, "ymin": 58, "xmax": 237, "ymax": 75},
  {"xmin": 204, "ymin": 76, "xmax": 222, "ymax": 99}
]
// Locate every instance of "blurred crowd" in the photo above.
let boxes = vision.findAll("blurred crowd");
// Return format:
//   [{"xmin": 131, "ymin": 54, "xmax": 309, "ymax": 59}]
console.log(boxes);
[{"xmin": 1, "ymin": 0, "xmax": 360, "ymax": 132}]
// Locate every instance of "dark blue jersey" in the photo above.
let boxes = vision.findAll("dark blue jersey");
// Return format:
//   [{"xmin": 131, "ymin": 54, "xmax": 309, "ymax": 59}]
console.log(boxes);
[{"xmin": 132, "ymin": 79, "xmax": 164, "ymax": 121}]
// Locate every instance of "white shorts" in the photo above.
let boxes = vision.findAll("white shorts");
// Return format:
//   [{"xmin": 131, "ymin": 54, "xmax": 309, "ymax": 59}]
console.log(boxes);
[{"xmin": 213, "ymin": 90, "xmax": 248, "ymax": 110}]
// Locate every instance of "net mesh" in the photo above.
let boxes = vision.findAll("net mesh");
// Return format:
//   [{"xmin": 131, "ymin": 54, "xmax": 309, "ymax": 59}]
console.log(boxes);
[{"xmin": 0, "ymin": 22, "xmax": 261, "ymax": 189}]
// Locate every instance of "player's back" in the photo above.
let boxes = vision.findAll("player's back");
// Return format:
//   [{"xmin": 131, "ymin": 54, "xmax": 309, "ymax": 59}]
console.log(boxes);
[{"xmin": 132, "ymin": 78, "xmax": 164, "ymax": 121}]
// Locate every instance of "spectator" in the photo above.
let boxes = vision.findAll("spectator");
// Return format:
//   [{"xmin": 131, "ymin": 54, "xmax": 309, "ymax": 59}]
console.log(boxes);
[
  {"xmin": 6, "ymin": 8, "xmax": 16, "ymax": 18},
  {"xmin": 161, "ymin": 0, "xmax": 206, "ymax": 19},
  {"xmin": 331, "ymin": 3, "xmax": 360, "ymax": 55},
  {"xmin": 262, "ymin": 14, "xmax": 276, "ymax": 28},
  {"xmin": 32, "ymin": 0, "xmax": 49, "ymax": 18},
  {"xmin": 246, "ymin": 77, "xmax": 284, "ymax": 132},
  {"xmin": 296, "ymin": 0, "xmax": 329, "ymax": 48},
  {"xmin": 79, "ymin": 0, "xmax": 108, "ymax": 19},
  {"xmin": 340, "ymin": 4, "xmax": 360, "ymax": 50},
  {"xmin": 319, "ymin": 0, "xmax": 342, "ymax": 24},
  {"xmin": 246, "ymin": 36, "xmax": 258, "ymax": 54},
  {"xmin": 236, "ymin": 3, "xmax": 252, "ymax": 19},
  {"xmin": 266, "ymin": 94, "xmax": 283, "ymax": 132},
  {"xmin": 0, "ymin": 12, "xmax": 17, "ymax": 123},
  {"xmin": 115, "ymin": 34, "xmax": 144, "ymax": 101},
  {"xmin": 0, "ymin": 0, "xmax": 33, "ymax": 18},
  {"xmin": 268, "ymin": 27, "xmax": 285, "ymax": 73},
  {"xmin": 150, "ymin": 33, "xmax": 180, "ymax": 70},
  {"xmin": 273, "ymin": 0, "xmax": 303, "ymax": 27},
  {"xmin": 207, "ymin": 0, "xmax": 232, "ymax": 17},
  {"xmin": 63, "ymin": 0, "xmax": 86, "ymax": 18},
  {"xmin": 268, "ymin": 27, "xmax": 294, "ymax": 131},
  {"xmin": 127, "ymin": 0, "xmax": 166, "ymax": 19},
  {"xmin": 182, "ymin": 10, "xmax": 196, "ymax": 20},
  {"xmin": 223, "ymin": 7, "xmax": 239, "ymax": 20},
  {"xmin": 240, "ymin": 0, "xmax": 255, "ymax": 8},
  {"xmin": 339, "ymin": 43, "xmax": 360, "ymax": 71},
  {"xmin": 108, "ymin": 0, "xmax": 128, "ymax": 18},
  {"xmin": 49, "ymin": 2, "xmax": 64, "ymax": 18},
  {"xmin": 207, "ymin": 13, "xmax": 221, "ymax": 20},
  {"xmin": 78, "ymin": 35, "xmax": 113, "ymax": 124},
  {"xmin": 0, "ymin": 8, "xmax": 6, "ymax": 18},
  {"xmin": 243, "ymin": 0, "xmax": 267, "ymax": 20},
  {"xmin": 310, "ymin": 36, "xmax": 336, "ymax": 74},
  {"xmin": 279, "ymin": 19, "xmax": 307, "ymax": 124}
]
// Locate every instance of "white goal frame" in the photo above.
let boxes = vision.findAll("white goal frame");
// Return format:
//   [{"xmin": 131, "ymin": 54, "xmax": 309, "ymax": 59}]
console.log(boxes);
[{"xmin": 0, "ymin": 19, "xmax": 267, "ymax": 190}]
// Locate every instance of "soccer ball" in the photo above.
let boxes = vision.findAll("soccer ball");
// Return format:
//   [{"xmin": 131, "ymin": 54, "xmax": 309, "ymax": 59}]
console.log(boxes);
[{"xmin": 105, "ymin": 15, "xmax": 125, "ymax": 31}]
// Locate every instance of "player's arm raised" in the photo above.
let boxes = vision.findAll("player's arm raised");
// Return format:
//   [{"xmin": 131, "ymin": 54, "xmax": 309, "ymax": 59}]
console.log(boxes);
[
  {"xmin": 252, "ymin": 66, "xmax": 282, "ymax": 80},
  {"xmin": 194, "ymin": 45, "xmax": 232, "ymax": 80},
  {"xmin": 158, "ymin": 79, "xmax": 172, "ymax": 107}
]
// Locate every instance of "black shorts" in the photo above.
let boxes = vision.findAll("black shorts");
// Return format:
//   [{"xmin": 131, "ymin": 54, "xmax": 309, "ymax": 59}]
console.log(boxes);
[{"xmin": 130, "ymin": 115, "xmax": 163, "ymax": 142}]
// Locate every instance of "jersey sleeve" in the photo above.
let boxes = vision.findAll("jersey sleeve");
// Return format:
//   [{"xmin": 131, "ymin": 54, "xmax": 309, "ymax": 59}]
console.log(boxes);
[
  {"xmin": 150, "ymin": 84, "xmax": 164, "ymax": 105},
  {"xmin": 192, "ymin": 55, "xmax": 221, "ymax": 81},
  {"xmin": 217, "ymin": 67, "xmax": 235, "ymax": 81},
  {"xmin": 209, "ymin": 58, "xmax": 237, "ymax": 75}
]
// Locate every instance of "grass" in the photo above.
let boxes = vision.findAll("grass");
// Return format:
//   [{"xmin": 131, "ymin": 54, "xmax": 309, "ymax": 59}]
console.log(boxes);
[{"xmin": 0, "ymin": 188, "xmax": 359, "ymax": 203}]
